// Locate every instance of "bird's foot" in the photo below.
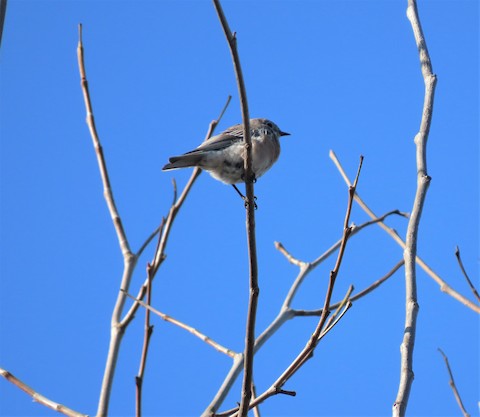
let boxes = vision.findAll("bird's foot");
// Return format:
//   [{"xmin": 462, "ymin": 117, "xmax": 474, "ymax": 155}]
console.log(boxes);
[
  {"xmin": 243, "ymin": 195, "xmax": 258, "ymax": 210},
  {"xmin": 232, "ymin": 184, "xmax": 258, "ymax": 209}
]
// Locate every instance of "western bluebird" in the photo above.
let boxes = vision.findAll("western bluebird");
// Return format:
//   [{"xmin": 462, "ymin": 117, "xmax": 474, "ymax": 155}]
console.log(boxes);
[{"xmin": 162, "ymin": 118, "xmax": 289, "ymax": 199}]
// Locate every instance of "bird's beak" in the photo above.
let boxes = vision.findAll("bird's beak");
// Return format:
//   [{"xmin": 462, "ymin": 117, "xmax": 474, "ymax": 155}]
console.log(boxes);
[{"xmin": 280, "ymin": 131, "xmax": 290, "ymax": 137}]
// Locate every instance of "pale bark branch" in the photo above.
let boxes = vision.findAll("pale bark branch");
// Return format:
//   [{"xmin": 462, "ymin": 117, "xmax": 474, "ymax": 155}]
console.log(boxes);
[
  {"xmin": 124, "ymin": 291, "xmax": 237, "ymax": 358},
  {"xmin": 77, "ymin": 24, "xmax": 138, "ymax": 417},
  {"xmin": 393, "ymin": 1, "xmax": 437, "ymax": 415},
  {"xmin": 0, "ymin": 368, "xmax": 87, "ymax": 417}
]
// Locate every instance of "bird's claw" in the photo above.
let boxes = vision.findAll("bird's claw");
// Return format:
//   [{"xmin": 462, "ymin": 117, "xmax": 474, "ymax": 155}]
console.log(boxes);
[{"xmin": 243, "ymin": 196, "xmax": 258, "ymax": 210}]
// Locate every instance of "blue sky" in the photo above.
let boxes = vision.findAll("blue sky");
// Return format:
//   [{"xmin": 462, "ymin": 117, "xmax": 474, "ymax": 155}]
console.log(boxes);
[{"xmin": 0, "ymin": 1, "xmax": 478, "ymax": 416}]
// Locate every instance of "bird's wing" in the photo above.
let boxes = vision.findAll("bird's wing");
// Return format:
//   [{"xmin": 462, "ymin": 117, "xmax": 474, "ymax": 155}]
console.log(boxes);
[{"xmin": 187, "ymin": 123, "xmax": 244, "ymax": 154}]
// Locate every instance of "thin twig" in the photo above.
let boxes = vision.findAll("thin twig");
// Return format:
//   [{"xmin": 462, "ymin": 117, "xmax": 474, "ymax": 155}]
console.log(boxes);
[
  {"xmin": 437, "ymin": 349, "xmax": 470, "ymax": 417},
  {"xmin": 251, "ymin": 381, "xmax": 261, "ymax": 417},
  {"xmin": 295, "ymin": 260, "xmax": 404, "ymax": 316},
  {"xmin": 0, "ymin": 368, "xmax": 87, "ymax": 417},
  {"xmin": 274, "ymin": 242, "xmax": 308, "ymax": 268},
  {"xmin": 393, "ymin": 2, "xmax": 437, "ymax": 415},
  {"xmin": 322, "ymin": 285, "xmax": 354, "ymax": 334},
  {"xmin": 212, "ymin": 2, "xmax": 258, "ymax": 416},
  {"xmin": 77, "ymin": 24, "xmax": 131, "ymax": 259},
  {"xmin": 330, "ymin": 151, "xmax": 479, "ymax": 314},
  {"xmin": 77, "ymin": 24, "xmax": 138, "ymax": 417},
  {"xmin": 454, "ymin": 246, "xmax": 480, "ymax": 302},
  {"xmin": 135, "ymin": 262, "xmax": 155, "ymax": 417},
  {"xmin": 123, "ymin": 291, "xmax": 236, "ymax": 358}
]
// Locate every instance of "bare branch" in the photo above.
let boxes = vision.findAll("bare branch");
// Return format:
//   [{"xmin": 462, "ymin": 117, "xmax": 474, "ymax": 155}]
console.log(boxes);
[
  {"xmin": 294, "ymin": 260, "xmax": 404, "ymax": 317},
  {"xmin": 271, "ymin": 157, "xmax": 363, "ymax": 386},
  {"xmin": 322, "ymin": 285, "xmax": 354, "ymax": 334},
  {"xmin": 330, "ymin": 151, "xmax": 479, "ymax": 314},
  {"xmin": 223, "ymin": 157, "xmax": 364, "ymax": 416},
  {"xmin": 77, "ymin": 24, "xmax": 138, "ymax": 417},
  {"xmin": 77, "ymin": 24, "xmax": 132, "ymax": 259},
  {"xmin": 123, "ymin": 291, "xmax": 237, "ymax": 358},
  {"xmin": 0, "ymin": 368, "xmax": 87, "ymax": 417},
  {"xmin": 455, "ymin": 246, "xmax": 480, "ymax": 302},
  {"xmin": 212, "ymin": 2, "xmax": 258, "ymax": 416},
  {"xmin": 251, "ymin": 381, "xmax": 261, "ymax": 417},
  {"xmin": 135, "ymin": 262, "xmax": 155, "ymax": 417},
  {"xmin": 274, "ymin": 241, "xmax": 308, "ymax": 268},
  {"xmin": 437, "ymin": 349, "xmax": 471, "ymax": 417},
  {"xmin": 393, "ymin": 1, "xmax": 437, "ymax": 415},
  {"xmin": 78, "ymin": 23, "xmax": 231, "ymax": 415},
  {"xmin": 204, "ymin": 212, "xmax": 405, "ymax": 415}
]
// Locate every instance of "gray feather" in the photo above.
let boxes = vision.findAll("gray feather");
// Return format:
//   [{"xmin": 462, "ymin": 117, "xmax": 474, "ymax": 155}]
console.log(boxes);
[{"xmin": 162, "ymin": 153, "xmax": 203, "ymax": 170}]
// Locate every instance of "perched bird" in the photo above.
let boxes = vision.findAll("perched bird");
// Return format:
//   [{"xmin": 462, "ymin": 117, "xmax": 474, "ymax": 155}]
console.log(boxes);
[{"xmin": 162, "ymin": 118, "xmax": 289, "ymax": 199}]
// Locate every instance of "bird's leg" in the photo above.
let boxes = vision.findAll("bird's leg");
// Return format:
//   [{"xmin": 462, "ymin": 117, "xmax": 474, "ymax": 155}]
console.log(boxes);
[
  {"xmin": 232, "ymin": 184, "xmax": 257, "ymax": 210},
  {"xmin": 232, "ymin": 184, "xmax": 246, "ymax": 199}
]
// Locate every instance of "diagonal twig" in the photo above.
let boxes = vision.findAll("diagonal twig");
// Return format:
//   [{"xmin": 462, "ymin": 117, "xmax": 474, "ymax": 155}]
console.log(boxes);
[
  {"xmin": 454, "ymin": 246, "xmax": 480, "ymax": 302},
  {"xmin": 0, "ymin": 368, "xmax": 87, "ymax": 417},
  {"xmin": 123, "ymin": 291, "xmax": 236, "ymax": 358},
  {"xmin": 437, "ymin": 349, "xmax": 470, "ymax": 417},
  {"xmin": 293, "ymin": 260, "xmax": 404, "ymax": 317}
]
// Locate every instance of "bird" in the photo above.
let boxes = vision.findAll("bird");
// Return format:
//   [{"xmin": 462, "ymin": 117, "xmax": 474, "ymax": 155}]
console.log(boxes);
[{"xmin": 162, "ymin": 118, "xmax": 290, "ymax": 201}]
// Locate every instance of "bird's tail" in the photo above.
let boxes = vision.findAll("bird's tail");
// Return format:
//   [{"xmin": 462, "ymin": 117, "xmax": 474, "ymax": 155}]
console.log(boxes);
[{"xmin": 162, "ymin": 153, "xmax": 203, "ymax": 171}]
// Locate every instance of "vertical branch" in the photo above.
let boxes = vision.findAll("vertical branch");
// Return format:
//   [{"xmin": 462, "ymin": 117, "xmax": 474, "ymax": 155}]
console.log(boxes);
[
  {"xmin": 77, "ymin": 24, "xmax": 138, "ymax": 417},
  {"xmin": 135, "ymin": 218, "xmax": 165, "ymax": 417},
  {"xmin": 393, "ymin": 1, "xmax": 437, "ymax": 416},
  {"xmin": 135, "ymin": 267, "xmax": 153, "ymax": 417},
  {"xmin": 212, "ymin": 2, "xmax": 258, "ymax": 416}
]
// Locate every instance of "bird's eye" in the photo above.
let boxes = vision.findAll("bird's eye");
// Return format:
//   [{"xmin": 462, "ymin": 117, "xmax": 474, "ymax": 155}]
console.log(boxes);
[{"xmin": 266, "ymin": 121, "xmax": 273, "ymax": 128}]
